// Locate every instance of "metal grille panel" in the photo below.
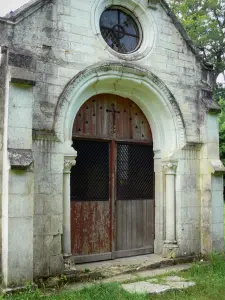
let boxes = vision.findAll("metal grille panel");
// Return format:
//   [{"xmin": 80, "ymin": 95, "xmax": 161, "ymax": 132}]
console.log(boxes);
[
  {"xmin": 117, "ymin": 143, "xmax": 154, "ymax": 200},
  {"xmin": 71, "ymin": 140, "xmax": 109, "ymax": 201}
]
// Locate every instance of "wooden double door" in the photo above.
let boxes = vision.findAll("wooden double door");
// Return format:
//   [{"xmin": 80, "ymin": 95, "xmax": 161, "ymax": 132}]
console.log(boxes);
[{"xmin": 70, "ymin": 94, "xmax": 155, "ymax": 263}]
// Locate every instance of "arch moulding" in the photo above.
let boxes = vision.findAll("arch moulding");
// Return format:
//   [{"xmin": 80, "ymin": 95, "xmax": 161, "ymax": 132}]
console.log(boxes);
[{"xmin": 54, "ymin": 61, "xmax": 186, "ymax": 157}]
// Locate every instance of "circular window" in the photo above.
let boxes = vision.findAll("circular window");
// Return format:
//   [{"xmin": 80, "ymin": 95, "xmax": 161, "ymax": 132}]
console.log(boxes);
[{"xmin": 100, "ymin": 7, "xmax": 141, "ymax": 54}]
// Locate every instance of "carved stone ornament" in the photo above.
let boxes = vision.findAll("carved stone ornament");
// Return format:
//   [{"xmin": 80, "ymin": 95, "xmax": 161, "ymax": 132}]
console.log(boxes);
[
  {"xmin": 163, "ymin": 161, "xmax": 178, "ymax": 175},
  {"xmin": 64, "ymin": 159, "xmax": 76, "ymax": 173}
]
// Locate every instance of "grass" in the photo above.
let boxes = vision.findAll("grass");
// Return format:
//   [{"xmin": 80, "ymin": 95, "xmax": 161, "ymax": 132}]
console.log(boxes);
[{"xmin": 2, "ymin": 253, "xmax": 225, "ymax": 300}]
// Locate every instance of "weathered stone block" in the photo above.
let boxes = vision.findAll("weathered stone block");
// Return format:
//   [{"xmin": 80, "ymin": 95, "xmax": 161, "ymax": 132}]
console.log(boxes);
[
  {"xmin": 8, "ymin": 194, "xmax": 33, "ymax": 218},
  {"xmin": 34, "ymin": 214, "xmax": 63, "ymax": 236},
  {"xmin": 8, "ymin": 170, "xmax": 34, "ymax": 195},
  {"xmin": 34, "ymin": 194, "xmax": 44, "ymax": 215},
  {"xmin": 49, "ymin": 255, "xmax": 64, "ymax": 277},
  {"xmin": 8, "ymin": 127, "xmax": 32, "ymax": 149},
  {"xmin": 212, "ymin": 206, "xmax": 224, "ymax": 224},
  {"xmin": 34, "ymin": 259, "xmax": 50, "ymax": 278},
  {"xmin": 8, "ymin": 52, "xmax": 35, "ymax": 70},
  {"xmin": 44, "ymin": 194, "xmax": 63, "ymax": 215},
  {"xmin": 44, "ymin": 234, "xmax": 62, "ymax": 256},
  {"xmin": 3, "ymin": 217, "xmax": 33, "ymax": 286}
]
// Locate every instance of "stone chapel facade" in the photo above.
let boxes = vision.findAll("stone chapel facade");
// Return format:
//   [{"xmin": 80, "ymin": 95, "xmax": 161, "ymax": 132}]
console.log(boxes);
[{"xmin": 0, "ymin": 0, "xmax": 224, "ymax": 288}]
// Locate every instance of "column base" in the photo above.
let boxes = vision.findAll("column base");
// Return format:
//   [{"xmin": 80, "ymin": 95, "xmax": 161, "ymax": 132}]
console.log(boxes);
[
  {"xmin": 64, "ymin": 254, "xmax": 76, "ymax": 272},
  {"xmin": 63, "ymin": 253, "xmax": 72, "ymax": 259},
  {"xmin": 162, "ymin": 241, "xmax": 179, "ymax": 258}
]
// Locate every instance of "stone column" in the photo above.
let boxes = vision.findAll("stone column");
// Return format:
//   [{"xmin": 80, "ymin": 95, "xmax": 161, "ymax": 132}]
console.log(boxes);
[
  {"xmin": 163, "ymin": 161, "xmax": 178, "ymax": 256},
  {"xmin": 63, "ymin": 156, "xmax": 76, "ymax": 258}
]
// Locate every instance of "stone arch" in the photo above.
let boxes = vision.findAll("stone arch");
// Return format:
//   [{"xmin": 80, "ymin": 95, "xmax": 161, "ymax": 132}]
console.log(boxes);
[{"xmin": 54, "ymin": 62, "xmax": 186, "ymax": 157}]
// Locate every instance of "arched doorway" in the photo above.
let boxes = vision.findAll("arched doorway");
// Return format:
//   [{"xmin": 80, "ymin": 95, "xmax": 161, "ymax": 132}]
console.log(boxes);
[{"xmin": 70, "ymin": 94, "xmax": 155, "ymax": 263}]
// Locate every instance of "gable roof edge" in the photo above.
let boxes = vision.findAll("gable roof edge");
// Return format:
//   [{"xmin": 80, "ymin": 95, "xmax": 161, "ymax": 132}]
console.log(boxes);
[{"xmin": 0, "ymin": 0, "xmax": 52, "ymax": 25}]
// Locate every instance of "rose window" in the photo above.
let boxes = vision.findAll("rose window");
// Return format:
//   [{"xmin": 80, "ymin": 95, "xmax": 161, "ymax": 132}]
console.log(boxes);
[{"xmin": 100, "ymin": 8, "xmax": 141, "ymax": 54}]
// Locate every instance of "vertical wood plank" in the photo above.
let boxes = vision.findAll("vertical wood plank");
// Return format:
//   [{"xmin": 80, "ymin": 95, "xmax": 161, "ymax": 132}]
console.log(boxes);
[
  {"xmin": 143, "ymin": 200, "xmax": 147, "ymax": 246},
  {"xmin": 126, "ymin": 200, "xmax": 132, "ymax": 250},
  {"xmin": 122, "ymin": 201, "xmax": 127, "ymax": 250},
  {"xmin": 116, "ymin": 201, "xmax": 121, "ymax": 250},
  {"xmin": 136, "ymin": 200, "xmax": 143, "ymax": 248}
]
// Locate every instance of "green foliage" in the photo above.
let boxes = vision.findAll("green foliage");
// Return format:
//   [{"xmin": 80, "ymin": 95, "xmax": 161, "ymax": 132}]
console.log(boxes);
[{"xmin": 168, "ymin": 0, "xmax": 225, "ymax": 81}]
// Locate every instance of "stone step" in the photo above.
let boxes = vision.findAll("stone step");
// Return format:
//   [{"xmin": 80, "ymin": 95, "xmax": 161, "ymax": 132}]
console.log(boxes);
[
  {"xmin": 63, "ymin": 263, "xmax": 195, "ymax": 292},
  {"xmin": 62, "ymin": 254, "xmax": 197, "ymax": 284}
]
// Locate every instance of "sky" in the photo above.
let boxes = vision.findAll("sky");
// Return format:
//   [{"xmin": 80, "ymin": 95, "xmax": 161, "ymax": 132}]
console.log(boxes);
[{"xmin": 0, "ymin": 0, "xmax": 30, "ymax": 16}]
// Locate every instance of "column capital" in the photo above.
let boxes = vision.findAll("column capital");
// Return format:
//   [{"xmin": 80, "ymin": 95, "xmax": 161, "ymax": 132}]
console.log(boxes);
[
  {"xmin": 163, "ymin": 161, "xmax": 178, "ymax": 175},
  {"xmin": 63, "ymin": 140, "xmax": 77, "ymax": 174},
  {"xmin": 64, "ymin": 157, "xmax": 76, "ymax": 174}
]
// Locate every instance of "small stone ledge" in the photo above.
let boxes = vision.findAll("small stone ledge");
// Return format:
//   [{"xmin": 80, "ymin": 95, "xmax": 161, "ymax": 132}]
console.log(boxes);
[
  {"xmin": 10, "ymin": 66, "xmax": 35, "ymax": 86},
  {"xmin": 202, "ymin": 98, "xmax": 220, "ymax": 114},
  {"xmin": 8, "ymin": 148, "xmax": 33, "ymax": 170},
  {"xmin": 201, "ymin": 89, "xmax": 220, "ymax": 114},
  {"xmin": 210, "ymin": 160, "xmax": 225, "ymax": 175}
]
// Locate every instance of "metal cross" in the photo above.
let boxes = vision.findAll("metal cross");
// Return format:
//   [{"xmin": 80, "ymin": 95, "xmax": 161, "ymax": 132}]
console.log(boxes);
[{"xmin": 106, "ymin": 103, "xmax": 120, "ymax": 134}]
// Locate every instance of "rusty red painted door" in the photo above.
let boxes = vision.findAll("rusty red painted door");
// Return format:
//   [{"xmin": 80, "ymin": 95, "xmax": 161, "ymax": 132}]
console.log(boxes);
[{"xmin": 71, "ymin": 94, "xmax": 154, "ymax": 263}]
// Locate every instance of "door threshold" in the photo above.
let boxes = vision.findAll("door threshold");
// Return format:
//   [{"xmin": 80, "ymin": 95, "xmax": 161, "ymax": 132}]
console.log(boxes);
[
  {"xmin": 114, "ymin": 246, "xmax": 153, "ymax": 259},
  {"xmin": 71, "ymin": 252, "xmax": 112, "ymax": 264}
]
